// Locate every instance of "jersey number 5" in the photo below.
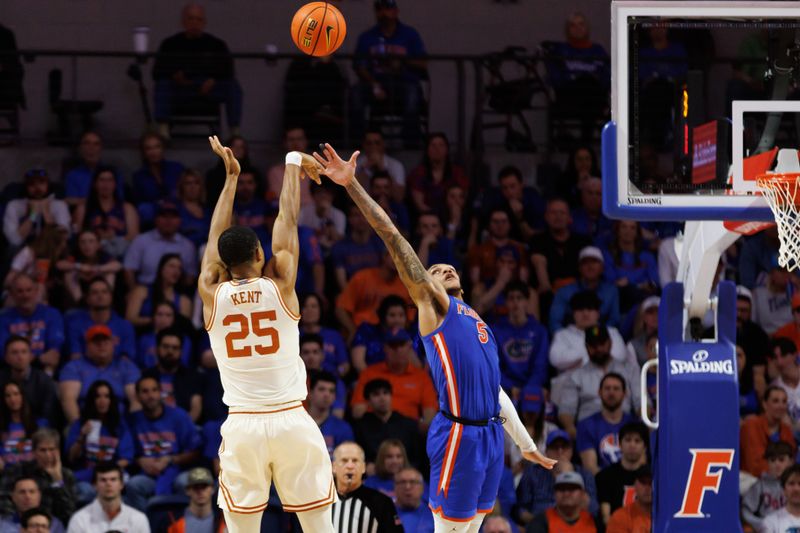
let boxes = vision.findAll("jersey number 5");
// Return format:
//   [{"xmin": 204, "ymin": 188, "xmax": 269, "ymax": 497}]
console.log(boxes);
[
  {"xmin": 223, "ymin": 311, "xmax": 281, "ymax": 358},
  {"xmin": 476, "ymin": 321, "xmax": 489, "ymax": 344}
]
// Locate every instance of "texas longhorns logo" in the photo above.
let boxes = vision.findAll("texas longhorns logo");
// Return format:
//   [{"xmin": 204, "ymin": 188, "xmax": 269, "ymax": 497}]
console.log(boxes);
[{"xmin": 674, "ymin": 449, "xmax": 735, "ymax": 518}]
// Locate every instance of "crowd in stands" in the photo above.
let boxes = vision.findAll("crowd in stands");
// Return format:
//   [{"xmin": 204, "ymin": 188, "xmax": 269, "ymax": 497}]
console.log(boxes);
[{"xmin": 0, "ymin": 2, "xmax": 797, "ymax": 533}]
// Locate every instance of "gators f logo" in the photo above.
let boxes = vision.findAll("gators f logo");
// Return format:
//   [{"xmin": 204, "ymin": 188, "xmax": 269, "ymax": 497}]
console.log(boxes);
[{"xmin": 674, "ymin": 449, "xmax": 735, "ymax": 518}]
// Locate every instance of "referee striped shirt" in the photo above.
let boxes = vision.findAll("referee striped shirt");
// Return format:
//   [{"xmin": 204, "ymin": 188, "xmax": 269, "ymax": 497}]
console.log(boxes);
[{"xmin": 332, "ymin": 485, "xmax": 403, "ymax": 533}]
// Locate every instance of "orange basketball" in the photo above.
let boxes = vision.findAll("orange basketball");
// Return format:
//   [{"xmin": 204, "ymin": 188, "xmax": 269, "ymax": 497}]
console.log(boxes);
[{"xmin": 290, "ymin": 2, "xmax": 347, "ymax": 57}]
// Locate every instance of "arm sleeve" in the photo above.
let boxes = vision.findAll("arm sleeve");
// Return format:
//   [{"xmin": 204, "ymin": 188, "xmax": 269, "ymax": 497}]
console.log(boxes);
[{"xmin": 499, "ymin": 388, "xmax": 536, "ymax": 453}]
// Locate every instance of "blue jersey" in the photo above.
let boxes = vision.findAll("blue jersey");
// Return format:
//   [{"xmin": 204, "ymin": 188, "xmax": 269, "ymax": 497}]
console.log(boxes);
[{"xmin": 421, "ymin": 296, "xmax": 501, "ymax": 421}]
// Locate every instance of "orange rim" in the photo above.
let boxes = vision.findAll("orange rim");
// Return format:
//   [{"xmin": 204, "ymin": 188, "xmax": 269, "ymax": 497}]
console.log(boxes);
[{"xmin": 756, "ymin": 172, "xmax": 800, "ymax": 207}]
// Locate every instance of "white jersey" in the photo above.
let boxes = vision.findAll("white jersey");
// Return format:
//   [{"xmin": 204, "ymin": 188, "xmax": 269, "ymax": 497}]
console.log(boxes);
[{"xmin": 206, "ymin": 277, "xmax": 306, "ymax": 407}]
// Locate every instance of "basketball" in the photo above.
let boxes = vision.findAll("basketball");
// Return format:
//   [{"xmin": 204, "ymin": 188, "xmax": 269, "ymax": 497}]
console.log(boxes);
[{"xmin": 290, "ymin": 2, "xmax": 346, "ymax": 57}]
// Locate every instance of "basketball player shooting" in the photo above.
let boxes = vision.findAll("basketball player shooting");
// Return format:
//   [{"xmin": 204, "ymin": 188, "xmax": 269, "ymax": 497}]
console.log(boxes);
[
  {"xmin": 314, "ymin": 143, "xmax": 556, "ymax": 533},
  {"xmin": 199, "ymin": 136, "xmax": 337, "ymax": 533}
]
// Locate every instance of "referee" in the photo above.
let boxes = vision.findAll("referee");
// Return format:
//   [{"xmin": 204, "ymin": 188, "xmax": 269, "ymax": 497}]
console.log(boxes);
[{"xmin": 331, "ymin": 442, "xmax": 403, "ymax": 533}]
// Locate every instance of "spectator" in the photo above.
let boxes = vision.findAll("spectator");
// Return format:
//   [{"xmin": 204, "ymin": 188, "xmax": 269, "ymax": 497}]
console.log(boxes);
[
  {"xmin": 364, "ymin": 439, "xmax": 409, "ymax": 498},
  {"xmin": 407, "ymin": 133, "xmax": 468, "ymax": 215},
  {"xmin": 570, "ymin": 177, "xmax": 612, "ymax": 242},
  {"xmin": 595, "ymin": 422, "xmax": 649, "ymax": 524},
  {"xmin": 205, "ymin": 135, "xmax": 261, "ymax": 210},
  {"xmin": 0, "ymin": 336, "xmax": 58, "ymax": 421},
  {"xmin": 600, "ymin": 221, "xmax": 659, "ymax": 312},
  {"xmin": 64, "ymin": 277, "xmax": 136, "ymax": 361},
  {"xmin": 351, "ymin": 329, "xmax": 436, "ymax": 428},
  {"xmin": 4, "ymin": 225, "xmax": 69, "ymax": 304},
  {"xmin": 135, "ymin": 301, "xmax": 194, "ymax": 369},
  {"xmin": 59, "ymin": 324, "xmax": 140, "ymax": 424},
  {"xmin": 415, "ymin": 211, "xmax": 460, "ymax": 270},
  {"xmin": 130, "ymin": 132, "xmax": 185, "ymax": 205},
  {"xmin": 626, "ymin": 296, "xmax": 659, "ymax": 366},
  {"xmin": 742, "ymin": 440, "xmax": 793, "ymax": 531},
  {"xmin": 468, "ymin": 206, "xmax": 528, "ymax": 285},
  {"xmin": 738, "ymin": 344, "xmax": 760, "ymax": 418},
  {"xmin": 549, "ymin": 246, "xmax": 621, "ymax": 333},
  {"xmin": 514, "ymin": 384, "xmax": 559, "ymax": 459},
  {"xmin": 330, "ymin": 205, "xmax": 385, "ymax": 290},
  {"xmin": 142, "ymin": 328, "xmax": 203, "ymax": 422},
  {"xmin": 3, "ymin": 169, "xmax": 70, "ymax": 249},
  {"xmin": 126, "ymin": 253, "xmax": 192, "ymax": 329},
  {"xmin": 0, "ymin": 381, "xmax": 47, "ymax": 469},
  {"xmin": 442, "ymin": 183, "xmax": 475, "ymax": 254},
  {"xmin": 0, "ymin": 274, "xmax": 64, "ymax": 374},
  {"xmin": 740, "ymin": 227, "xmax": 782, "ymax": 290},
  {"xmin": 530, "ymin": 198, "xmax": 592, "ymax": 305},
  {"xmin": 20, "ymin": 508, "xmax": 55, "ymax": 533},
  {"xmin": 0, "ymin": 478, "xmax": 64, "ymax": 533},
  {"xmin": 232, "ymin": 168, "xmax": 271, "ymax": 245},
  {"xmin": 0, "ymin": 429, "xmax": 77, "ymax": 526},
  {"xmin": 752, "ymin": 259, "xmax": 794, "ymax": 335},
  {"xmin": 335, "ymin": 251, "xmax": 412, "ymax": 340},
  {"xmin": 544, "ymin": 11, "xmax": 610, "ymax": 142},
  {"xmin": 576, "ymin": 373, "xmax": 637, "ymax": 475},
  {"xmin": 735, "ymin": 286, "xmax": 769, "ymax": 403},
  {"xmin": 72, "ymin": 166, "xmax": 139, "ymax": 259},
  {"xmin": 152, "ymin": 3, "xmax": 241, "ymax": 137},
  {"xmin": 266, "ymin": 126, "xmax": 312, "ymax": 207},
  {"xmin": 556, "ymin": 144, "xmax": 601, "ymax": 204},
  {"xmin": 300, "ymin": 334, "xmax": 346, "ymax": 418},
  {"xmin": 175, "ymin": 169, "xmax": 210, "ymax": 247},
  {"xmin": 331, "ymin": 442, "xmax": 402, "ymax": 533},
  {"xmin": 605, "ymin": 465, "xmax": 652, "ymax": 533},
  {"xmin": 353, "ymin": 379, "xmax": 422, "ymax": 469},
  {"xmin": 485, "ymin": 165, "xmax": 545, "ymax": 242},
  {"xmin": 483, "ymin": 515, "xmax": 513, "ymax": 533},
  {"xmin": 158, "ymin": 467, "xmax": 224, "ymax": 533},
  {"xmin": 299, "ymin": 294, "xmax": 349, "ymax": 377},
  {"xmin": 63, "ymin": 132, "xmax": 119, "ymax": 208},
  {"xmin": 553, "ymin": 325, "xmax": 641, "ymax": 439},
  {"xmin": 355, "ymin": 130, "xmax": 407, "ymax": 200},
  {"xmin": 299, "ymin": 180, "xmax": 346, "ymax": 252},
  {"xmin": 491, "ymin": 281, "xmax": 549, "ymax": 394},
  {"xmin": 351, "ymin": 294, "xmax": 417, "ymax": 373},
  {"xmin": 517, "ymin": 430, "xmax": 598, "ymax": 522},
  {"xmin": 395, "ymin": 467, "xmax": 433, "ymax": 533},
  {"xmin": 125, "ymin": 376, "xmax": 201, "ymax": 511},
  {"xmin": 352, "ymin": 0, "xmax": 428, "ymax": 143},
  {"xmin": 526, "ymin": 471, "xmax": 602, "ymax": 533},
  {"xmin": 64, "ymin": 380, "xmax": 134, "ymax": 505},
  {"xmin": 65, "ymin": 462, "xmax": 149, "ymax": 533},
  {"xmin": 549, "ymin": 292, "xmax": 632, "ymax": 373},
  {"xmin": 761, "ymin": 464, "xmax": 800, "ymax": 533},
  {"xmin": 123, "ymin": 199, "xmax": 197, "ymax": 287},
  {"xmin": 741, "ymin": 386, "xmax": 797, "ymax": 477},
  {"xmin": 55, "ymin": 230, "xmax": 121, "ymax": 305},
  {"xmin": 370, "ymin": 171, "xmax": 410, "ymax": 235},
  {"xmin": 307, "ymin": 371, "xmax": 354, "ymax": 457},
  {"xmin": 771, "ymin": 337, "xmax": 800, "ymax": 436}
]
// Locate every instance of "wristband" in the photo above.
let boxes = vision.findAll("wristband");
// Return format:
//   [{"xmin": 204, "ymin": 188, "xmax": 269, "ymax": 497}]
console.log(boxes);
[{"xmin": 285, "ymin": 152, "xmax": 302, "ymax": 167}]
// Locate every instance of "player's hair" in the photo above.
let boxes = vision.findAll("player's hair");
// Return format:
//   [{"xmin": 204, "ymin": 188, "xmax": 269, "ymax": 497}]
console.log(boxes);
[
  {"xmin": 218, "ymin": 226, "xmax": 260, "ymax": 269},
  {"xmin": 600, "ymin": 372, "xmax": 626, "ymax": 393},
  {"xmin": 764, "ymin": 385, "xmax": 787, "ymax": 403},
  {"xmin": 765, "ymin": 440, "xmax": 794, "ymax": 460},
  {"xmin": 619, "ymin": 421, "xmax": 649, "ymax": 447},
  {"xmin": 309, "ymin": 370, "xmax": 338, "ymax": 391},
  {"xmin": 781, "ymin": 463, "xmax": 800, "ymax": 487},
  {"xmin": 498, "ymin": 165, "xmax": 523, "ymax": 183},
  {"xmin": 4, "ymin": 334, "xmax": 31, "ymax": 354},
  {"xmin": 299, "ymin": 333, "xmax": 324, "ymax": 350},
  {"xmin": 364, "ymin": 378, "xmax": 392, "ymax": 399},
  {"xmin": 374, "ymin": 439, "xmax": 408, "ymax": 478},
  {"xmin": 504, "ymin": 280, "xmax": 530, "ymax": 298},
  {"xmin": 20, "ymin": 507, "xmax": 50, "ymax": 528},
  {"xmin": 135, "ymin": 375, "xmax": 161, "ymax": 394},
  {"xmin": 156, "ymin": 327, "xmax": 184, "ymax": 348},
  {"xmin": 377, "ymin": 295, "xmax": 407, "ymax": 325},
  {"xmin": 772, "ymin": 337, "xmax": 798, "ymax": 358},
  {"xmin": 31, "ymin": 428, "xmax": 60, "ymax": 450},
  {"xmin": 92, "ymin": 461, "xmax": 124, "ymax": 483}
]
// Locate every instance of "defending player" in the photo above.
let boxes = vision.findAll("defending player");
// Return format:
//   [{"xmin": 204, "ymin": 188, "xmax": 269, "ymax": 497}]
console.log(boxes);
[
  {"xmin": 199, "ymin": 137, "xmax": 336, "ymax": 533},
  {"xmin": 315, "ymin": 143, "xmax": 557, "ymax": 533}
]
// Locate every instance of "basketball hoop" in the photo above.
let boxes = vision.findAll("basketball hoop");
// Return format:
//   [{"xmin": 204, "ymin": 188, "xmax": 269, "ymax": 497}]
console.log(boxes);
[{"xmin": 757, "ymin": 172, "xmax": 800, "ymax": 272}]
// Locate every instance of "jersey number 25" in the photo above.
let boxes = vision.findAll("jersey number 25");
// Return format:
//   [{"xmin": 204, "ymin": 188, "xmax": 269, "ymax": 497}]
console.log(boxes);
[{"xmin": 223, "ymin": 311, "xmax": 281, "ymax": 358}]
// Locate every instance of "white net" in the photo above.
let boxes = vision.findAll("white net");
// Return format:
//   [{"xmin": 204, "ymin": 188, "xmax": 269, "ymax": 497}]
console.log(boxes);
[{"xmin": 757, "ymin": 174, "xmax": 800, "ymax": 272}]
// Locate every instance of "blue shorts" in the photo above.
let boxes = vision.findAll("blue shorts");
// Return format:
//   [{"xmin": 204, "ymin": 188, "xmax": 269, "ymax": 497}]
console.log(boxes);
[{"xmin": 426, "ymin": 413, "xmax": 504, "ymax": 521}]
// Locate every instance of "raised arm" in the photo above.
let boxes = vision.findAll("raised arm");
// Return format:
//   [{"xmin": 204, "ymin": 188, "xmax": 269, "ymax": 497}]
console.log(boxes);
[
  {"xmin": 314, "ymin": 144, "xmax": 446, "ymax": 309},
  {"xmin": 265, "ymin": 153, "xmax": 322, "ymax": 313},
  {"xmin": 198, "ymin": 136, "xmax": 239, "ymax": 314}
]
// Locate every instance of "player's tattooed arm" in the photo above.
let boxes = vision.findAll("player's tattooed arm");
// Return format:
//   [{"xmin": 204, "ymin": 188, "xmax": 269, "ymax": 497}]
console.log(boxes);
[{"xmin": 314, "ymin": 143, "xmax": 446, "ymax": 308}]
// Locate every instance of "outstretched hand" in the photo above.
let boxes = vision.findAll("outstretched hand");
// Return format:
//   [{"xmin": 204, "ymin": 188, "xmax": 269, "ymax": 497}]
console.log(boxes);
[
  {"xmin": 522, "ymin": 450, "xmax": 557, "ymax": 470},
  {"xmin": 209, "ymin": 135, "xmax": 241, "ymax": 178},
  {"xmin": 313, "ymin": 143, "xmax": 360, "ymax": 187},
  {"xmin": 300, "ymin": 153, "xmax": 323, "ymax": 185}
]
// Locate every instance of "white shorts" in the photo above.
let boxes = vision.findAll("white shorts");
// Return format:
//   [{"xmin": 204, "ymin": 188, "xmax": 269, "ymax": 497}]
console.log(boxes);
[{"xmin": 217, "ymin": 402, "xmax": 337, "ymax": 514}]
